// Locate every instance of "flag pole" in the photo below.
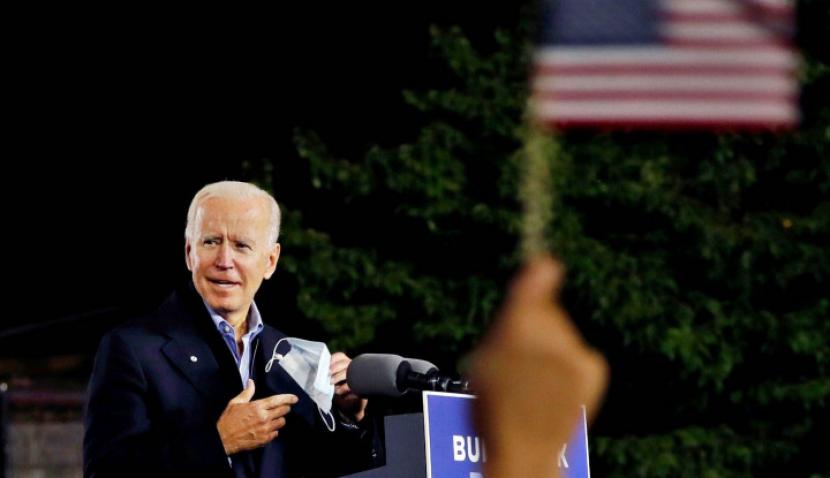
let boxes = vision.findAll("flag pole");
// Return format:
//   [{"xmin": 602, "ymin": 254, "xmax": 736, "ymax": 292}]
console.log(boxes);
[{"xmin": 519, "ymin": 103, "xmax": 557, "ymax": 261}]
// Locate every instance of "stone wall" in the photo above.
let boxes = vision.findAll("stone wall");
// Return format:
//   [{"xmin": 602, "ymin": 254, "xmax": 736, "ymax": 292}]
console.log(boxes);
[{"xmin": 6, "ymin": 422, "xmax": 83, "ymax": 478}]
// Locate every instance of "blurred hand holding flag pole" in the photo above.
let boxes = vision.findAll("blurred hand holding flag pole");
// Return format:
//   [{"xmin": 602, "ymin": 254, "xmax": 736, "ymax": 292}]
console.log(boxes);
[{"xmin": 519, "ymin": 0, "xmax": 798, "ymax": 259}]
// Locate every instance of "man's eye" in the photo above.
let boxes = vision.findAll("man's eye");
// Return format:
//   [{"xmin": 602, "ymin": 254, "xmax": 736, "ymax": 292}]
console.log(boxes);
[
  {"xmin": 236, "ymin": 243, "xmax": 252, "ymax": 250},
  {"xmin": 203, "ymin": 239, "xmax": 219, "ymax": 246}
]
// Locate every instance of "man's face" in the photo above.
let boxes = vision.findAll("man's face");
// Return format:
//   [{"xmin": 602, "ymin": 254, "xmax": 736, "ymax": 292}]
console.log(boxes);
[{"xmin": 185, "ymin": 195, "xmax": 279, "ymax": 319}]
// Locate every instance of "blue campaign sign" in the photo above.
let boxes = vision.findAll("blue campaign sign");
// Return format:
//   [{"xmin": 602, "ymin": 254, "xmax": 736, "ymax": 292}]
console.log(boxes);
[
  {"xmin": 423, "ymin": 392, "xmax": 483, "ymax": 478},
  {"xmin": 422, "ymin": 392, "xmax": 590, "ymax": 478},
  {"xmin": 561, "ymin": 406, "xmax": 591, "ymax": 478}
]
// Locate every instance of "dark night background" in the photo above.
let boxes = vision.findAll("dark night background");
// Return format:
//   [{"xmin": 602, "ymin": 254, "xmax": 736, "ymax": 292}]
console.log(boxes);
[{"xmin": 4, "ymin": 3, "xmax": 521, "ymax": 352}]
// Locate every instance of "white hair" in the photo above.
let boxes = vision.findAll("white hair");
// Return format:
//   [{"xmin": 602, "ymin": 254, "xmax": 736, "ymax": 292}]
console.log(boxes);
[{"xmin": 185, "ymin": 181, "xmax": 281, "ymax": 245}]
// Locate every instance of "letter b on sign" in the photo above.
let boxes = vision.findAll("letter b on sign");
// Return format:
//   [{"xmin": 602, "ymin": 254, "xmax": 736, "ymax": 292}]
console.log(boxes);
[{"xmin": 453, "ymin": 435, "xmax": 466, "ymax": 461}]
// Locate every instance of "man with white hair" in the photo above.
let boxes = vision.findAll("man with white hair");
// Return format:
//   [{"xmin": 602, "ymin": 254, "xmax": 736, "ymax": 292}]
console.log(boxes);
[{"xmin": 84, "ymin": 181, "xmax": 378, "ymax": 477}]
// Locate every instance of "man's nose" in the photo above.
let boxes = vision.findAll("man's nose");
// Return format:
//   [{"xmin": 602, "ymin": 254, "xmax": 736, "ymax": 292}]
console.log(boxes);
[{"xmin": 215, "ymin": 243, "xmax": 234, "ymax": 268}]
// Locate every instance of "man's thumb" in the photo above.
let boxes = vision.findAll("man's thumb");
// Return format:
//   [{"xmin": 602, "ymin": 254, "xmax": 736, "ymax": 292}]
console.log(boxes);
[{"xmin": 233, "ymin": 379, "xmax": 256, "ymax": 403}]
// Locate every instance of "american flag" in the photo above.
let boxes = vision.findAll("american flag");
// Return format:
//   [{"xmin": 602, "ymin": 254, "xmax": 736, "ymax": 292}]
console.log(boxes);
[{"xmin": 532, "ymin": 0, "xmax": 798, "ymax": 130}]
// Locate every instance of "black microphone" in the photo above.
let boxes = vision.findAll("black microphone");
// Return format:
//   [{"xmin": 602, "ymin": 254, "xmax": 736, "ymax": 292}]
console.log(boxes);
[
  {"xmin": 347, "ymin": 353, "xmax": 471, "ymax": 397},
  {"xmin": 403, "ymin": 357, "xmax": 439, "ymax": 375}
]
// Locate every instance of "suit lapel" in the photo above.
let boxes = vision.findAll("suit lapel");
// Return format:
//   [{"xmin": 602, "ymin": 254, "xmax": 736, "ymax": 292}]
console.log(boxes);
[
  {"xmin": 162, "ymin": 332, "xmax": 236, "ymax": 399},
  {"xmin": 158, "ymin": 285, "xmax": 242, "ymax": 399}
]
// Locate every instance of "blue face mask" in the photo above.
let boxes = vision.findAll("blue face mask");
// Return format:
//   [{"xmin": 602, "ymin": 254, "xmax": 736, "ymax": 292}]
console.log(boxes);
[{"xmin": 266, "ymin": 337, "xmax": 336, "ymax": 431}]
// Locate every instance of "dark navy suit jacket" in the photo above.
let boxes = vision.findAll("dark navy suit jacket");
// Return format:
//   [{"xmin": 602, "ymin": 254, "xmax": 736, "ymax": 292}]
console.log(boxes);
[{"xmin": 83, "ymin": 284, "xmax": 379, "ymax": 478}]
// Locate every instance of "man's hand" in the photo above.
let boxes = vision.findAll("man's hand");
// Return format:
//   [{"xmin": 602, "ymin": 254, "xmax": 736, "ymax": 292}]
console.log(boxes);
[
  {"xmin": 216, "ymin": 379, "xmax": 298, "ymax": 455},
  {"xmin": 470, "ymin": 256, "xmax": 608, "ymax": 478},
  {"xmin": 330, "ymin": 352, "xmax": 368, "ymax": 422}
]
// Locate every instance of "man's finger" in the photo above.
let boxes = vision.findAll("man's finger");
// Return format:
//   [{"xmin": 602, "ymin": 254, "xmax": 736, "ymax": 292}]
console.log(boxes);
[
  {"xmin": 330, "ymin": 352, "xmax": 349, "ymax": 362},
  {"xmin": 329, "ymin": 365, "xmax": 348, "ymax": 378},
  {"xmin": 265, "ymin": 405, "xmax": 292, "ymax": 421},
  {"xmin": 258, "ymin": 393, "xmax": 299, "ymax": 409},
  {"xmin": 270, "ymin": 417, "xmax": 287, "ymax": 431},
  {"xmin": 330, "ymin": 363, "xmax": 349, "ymax": 373},
  {"xmin": 331, "ymin": 369, "xmax": 347, "ymax": 385},
  {"xmin": 329, "ymin": 354, "xmax": 350, "ymax": 371}
]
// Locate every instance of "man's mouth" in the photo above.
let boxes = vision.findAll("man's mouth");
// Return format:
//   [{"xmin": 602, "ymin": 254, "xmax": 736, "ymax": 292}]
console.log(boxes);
[{"xmin": 208, "ymin": 279, "xmax": 240, "ymax": 288}]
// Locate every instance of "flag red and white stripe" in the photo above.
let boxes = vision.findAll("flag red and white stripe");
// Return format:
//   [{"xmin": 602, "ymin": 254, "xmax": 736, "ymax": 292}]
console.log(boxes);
[{"xmin": 532, "ymin": 0, "xmax": 798, "ymax": 130}]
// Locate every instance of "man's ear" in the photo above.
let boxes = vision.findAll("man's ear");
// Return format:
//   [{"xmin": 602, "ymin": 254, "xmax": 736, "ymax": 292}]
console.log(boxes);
[
  {"xmin": 264, "ymin": 243, "xmax": 281, "ymax": 280},
  {"xmin": 185, "ymin": 238, "xmax": 193, "ymax": 271}
]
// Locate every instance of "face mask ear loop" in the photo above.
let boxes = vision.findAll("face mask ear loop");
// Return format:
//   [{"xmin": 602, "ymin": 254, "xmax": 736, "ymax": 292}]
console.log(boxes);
[
  {"xmin": 265, "ymin": 337, "xmax": 289, "ymax": 373},
  {"xmin": 266, "ymin": 337, "xmax": 336, "ymax": 432},
  {"xmin": 318, "ymin": 407, "xmax": 336, "ymax": 432}
]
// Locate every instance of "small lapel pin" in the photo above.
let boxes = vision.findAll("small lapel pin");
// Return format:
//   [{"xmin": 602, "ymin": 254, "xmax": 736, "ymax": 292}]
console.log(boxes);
[{"xmin": 190, "ymin": 355, "xmax": 198, "ymax": 363}]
